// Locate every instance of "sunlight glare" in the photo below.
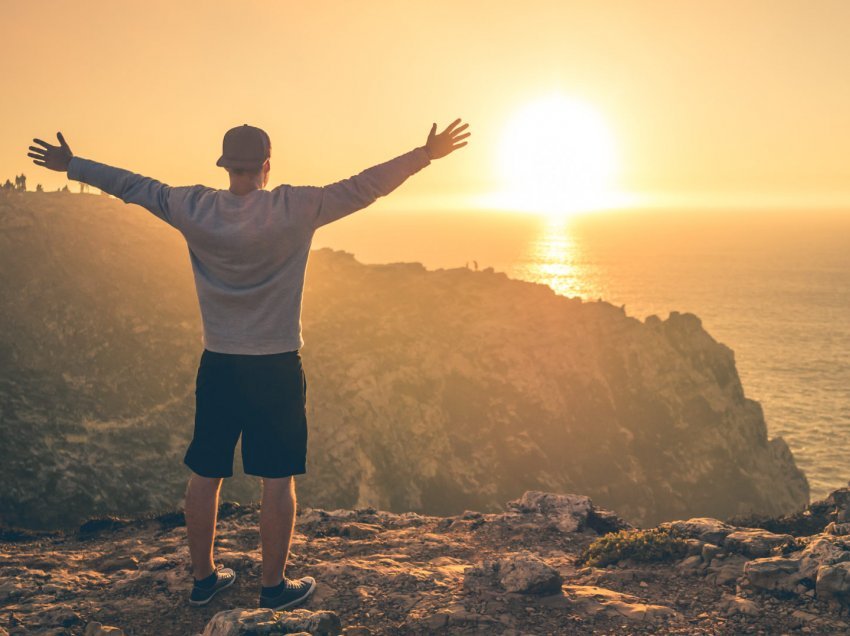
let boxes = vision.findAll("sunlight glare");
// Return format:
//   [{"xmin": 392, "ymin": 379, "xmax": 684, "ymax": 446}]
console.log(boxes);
[{"xmin": 494, "ymin": 95, "xmax": 620, "ymax": 217}]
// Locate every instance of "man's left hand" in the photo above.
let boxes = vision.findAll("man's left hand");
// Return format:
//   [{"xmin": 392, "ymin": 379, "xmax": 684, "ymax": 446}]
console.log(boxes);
[{"xmin": 424, "ymin": 119, "xmax": 470, "ymax": 160}]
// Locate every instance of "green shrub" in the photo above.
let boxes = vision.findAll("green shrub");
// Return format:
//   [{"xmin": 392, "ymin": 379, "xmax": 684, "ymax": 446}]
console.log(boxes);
[{"xmin": 578, "ymin": 527, "xmax": 689, "ymax": 567}]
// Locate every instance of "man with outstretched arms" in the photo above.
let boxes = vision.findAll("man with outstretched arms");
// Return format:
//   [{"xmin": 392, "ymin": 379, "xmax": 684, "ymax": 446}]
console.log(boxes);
[{"xmin": 27, "ymin": 119, "xmax": 470, "ymax": 609}]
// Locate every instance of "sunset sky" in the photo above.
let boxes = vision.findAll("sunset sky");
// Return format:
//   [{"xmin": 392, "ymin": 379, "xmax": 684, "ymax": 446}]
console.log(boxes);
[{"xmin": 4, "ymin": 1, "xmax": 850, "ymax": 211}]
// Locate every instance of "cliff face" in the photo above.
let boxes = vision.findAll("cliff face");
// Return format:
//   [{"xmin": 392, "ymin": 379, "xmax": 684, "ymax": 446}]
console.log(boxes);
[{"xmin": 0, "ymin": 193, "xmax": 808, "ymax": 529}]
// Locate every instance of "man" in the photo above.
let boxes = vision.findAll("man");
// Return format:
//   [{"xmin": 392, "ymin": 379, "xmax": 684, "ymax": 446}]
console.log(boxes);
[{"xmin": 27, "ymin": 120, "xmax": 470, "ymax": 609}]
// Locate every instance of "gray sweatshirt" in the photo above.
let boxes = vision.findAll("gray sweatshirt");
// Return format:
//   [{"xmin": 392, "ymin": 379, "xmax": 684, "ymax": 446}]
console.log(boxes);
[{"xmin": 67, "ymin": 146, "xmax": 431, "ymax": 354}]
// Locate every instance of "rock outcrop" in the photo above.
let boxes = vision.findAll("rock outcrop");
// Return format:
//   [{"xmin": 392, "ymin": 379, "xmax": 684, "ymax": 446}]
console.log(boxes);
[
  {"xmin": 4, "ymin": 489, "xmax": 850, "ymax": 635},
  {"xmin": 0, "ymin": 193, "xmax": 808, "ymax": 529},
  {"xmin": 201, "ymin": 608, "xmax": 342, "ymax": 636}
]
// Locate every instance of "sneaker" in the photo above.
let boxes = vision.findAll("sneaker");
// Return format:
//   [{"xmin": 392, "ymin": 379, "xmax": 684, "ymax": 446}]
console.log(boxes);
[
  {"xmin": 188, "ymin": 565, "xmax": 237, "ymax": 606},
  {"xmin": 258, "ymin": 576, "xmax": 317, "ymax": 610}
]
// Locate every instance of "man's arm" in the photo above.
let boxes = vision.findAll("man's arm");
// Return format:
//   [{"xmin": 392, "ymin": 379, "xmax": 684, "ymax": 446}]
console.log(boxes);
[
  {"xmin": 28, "ymin": 132, "xmax": 185, "ymax": 227},
  {"xmin": 294, "ymin": 119, "xmax": 471, "ymax": 230}
]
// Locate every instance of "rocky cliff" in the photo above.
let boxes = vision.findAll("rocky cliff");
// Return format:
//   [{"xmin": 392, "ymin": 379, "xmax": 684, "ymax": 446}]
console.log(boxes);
[
  {"xmin": 0, "ymin": 192, "xmax": 808, "ymax": 529},
  {"xmin": 4, "ymin": 489, "xmax": 850, "ymax": 635}
]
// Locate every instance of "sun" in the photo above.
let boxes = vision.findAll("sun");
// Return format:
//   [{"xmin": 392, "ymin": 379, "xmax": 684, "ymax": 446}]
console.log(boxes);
[{"xmin": 494, "ymin": 94, "xmax": 619, "ymax": 218}]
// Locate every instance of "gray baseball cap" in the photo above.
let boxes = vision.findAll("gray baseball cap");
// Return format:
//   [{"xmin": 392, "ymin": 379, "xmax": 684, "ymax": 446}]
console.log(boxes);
[{"xmin": 216, "ymin": 124, "xmax": 271, "ymax": 169}]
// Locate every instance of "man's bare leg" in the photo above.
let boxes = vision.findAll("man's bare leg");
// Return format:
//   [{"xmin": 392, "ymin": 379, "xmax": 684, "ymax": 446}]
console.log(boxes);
[
  {"xmin": 260, "ymin": 476, "xmax": 297, "ymax": 587},
  {"xmin": 185, "ymin": 474, "xmax": 223, "ymax": 580}
]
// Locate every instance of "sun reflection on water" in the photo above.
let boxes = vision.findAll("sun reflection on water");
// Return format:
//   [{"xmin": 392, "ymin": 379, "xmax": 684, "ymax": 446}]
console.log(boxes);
[{"xmin": 510, "ymin": 218, "xmax": 598, "ymax": 299}]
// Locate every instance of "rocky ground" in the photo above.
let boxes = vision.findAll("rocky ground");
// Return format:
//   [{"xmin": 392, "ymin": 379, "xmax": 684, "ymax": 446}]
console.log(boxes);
[{"xmin": 6, "ymin": 490, "xmax": 850, "ymax": 635}]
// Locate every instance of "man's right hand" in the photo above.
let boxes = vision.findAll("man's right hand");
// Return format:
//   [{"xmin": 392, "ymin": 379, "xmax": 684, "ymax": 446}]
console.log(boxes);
[
  {"xmin": 424, "ymin": 119, "xmax": 470, "ymax": 160},
  {"xmin": 28, "ymin": 132, "xmax": 74, "ymax": 172}
]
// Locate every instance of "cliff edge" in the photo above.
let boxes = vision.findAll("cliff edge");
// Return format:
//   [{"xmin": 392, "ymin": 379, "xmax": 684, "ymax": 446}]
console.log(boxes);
[{"xmin": 0, "ymin": 192, "xmax": 808, "ymax": 529}]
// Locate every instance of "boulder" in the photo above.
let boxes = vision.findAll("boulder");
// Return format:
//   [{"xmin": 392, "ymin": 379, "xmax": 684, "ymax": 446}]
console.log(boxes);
[
  {"xmin": 675, "ymin": 555, "xmax": 704, "ymax": 573},
  {"xmin": 816, "ymin": 563, "xmax": 850, "ymax": 601},
  {"xmin": 506, "ymin": 491, "xmax": 592, "ymax": 533},
  {"xmin": 701, "ymin": 543, "xmax": 724, "ymax": 563},
  {"xmin": 587, "ymin": 506, "xmax": 633, "ymax": 534},
  {"xmin": 743, "ymin": 556, "xmax": 802, "ymax": 593},
  {"xmin": 706, "ymin": 555, "xmax": 748, "ymax": 586},
  {"xmin": 464, "ymin": 553, "xmax": 563, "ymax": 595},
  {"xmin": 825, "ymin": 522, "xmax": 850, "ymax": 536},
  {"xmin": 826, "ymin": 488, "xmax": 850, "ymax": 522},
  {"xmin": 684, "ymin": 538, "xmax": 705, "ymax": 555},
  {"xmin": 663, "ymin": 518, "xmax": 734, "ymax": 545},
  {"xmin": 723, "ymin": 529, "xmax": 795, "ymax": 558},
  {"xmin": 498, "ymin": 555, "xmax": 563, "ymax": 594},
  {"xmin": 202, "ymin": 608, "xmax": 342, "ymax": 636},
  {"xmin": 798, "ymin": 535, "xmax": 850, "ymax": 581}
]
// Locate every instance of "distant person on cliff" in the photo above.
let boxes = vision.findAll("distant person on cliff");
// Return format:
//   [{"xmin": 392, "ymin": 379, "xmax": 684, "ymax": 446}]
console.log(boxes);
[{"xmin": 27, "ymin": 120, "xmax": 470, "ymax": 609}]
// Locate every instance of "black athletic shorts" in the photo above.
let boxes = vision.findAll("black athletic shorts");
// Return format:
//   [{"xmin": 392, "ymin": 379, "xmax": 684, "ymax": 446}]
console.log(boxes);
[{"xmin": 183, "ymin": 348, "xmax": 308, "ymax": 479}]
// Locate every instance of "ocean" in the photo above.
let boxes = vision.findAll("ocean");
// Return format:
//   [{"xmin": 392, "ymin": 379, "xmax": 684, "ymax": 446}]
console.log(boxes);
[{"xmin": 312, "ymin": 207, "xmax": 850, "ymax": 501}]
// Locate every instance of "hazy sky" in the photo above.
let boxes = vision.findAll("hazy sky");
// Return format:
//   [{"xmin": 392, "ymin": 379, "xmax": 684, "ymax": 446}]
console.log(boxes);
[{"xmin": 4, "ymin": 1, "xmax": 850, "ymax": 208}]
